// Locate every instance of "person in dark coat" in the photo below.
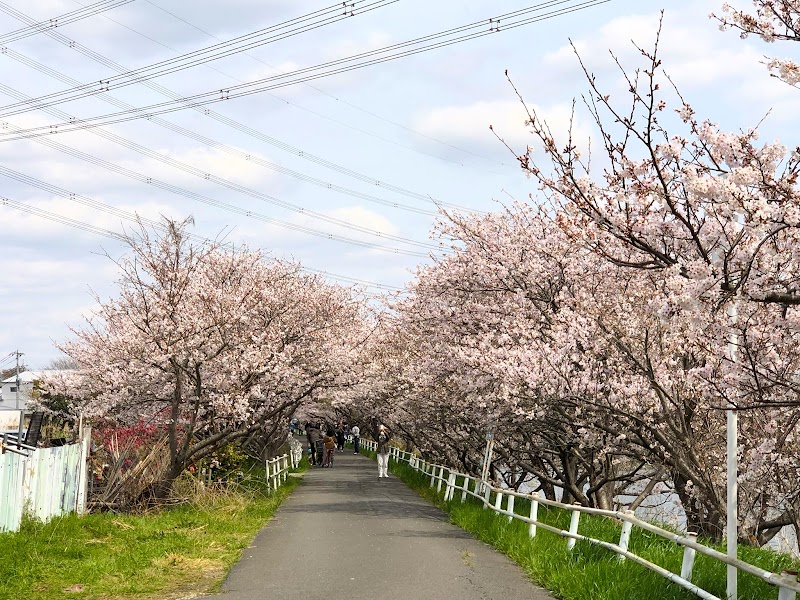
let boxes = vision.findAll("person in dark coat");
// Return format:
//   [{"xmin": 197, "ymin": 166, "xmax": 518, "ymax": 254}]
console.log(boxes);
[
  {"xmin": 306, "ymin": 422, "xmax": 323, "ymax": 466},
  {"xmin": 335, "ymin": 422, "xmax": 346, "ymax": 452}
]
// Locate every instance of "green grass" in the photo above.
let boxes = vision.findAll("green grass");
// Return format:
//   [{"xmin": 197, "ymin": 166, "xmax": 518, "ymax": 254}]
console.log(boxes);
[
  {"xmin": 387, "ymin": 459, "xmax": 800, "ymax": 600},
  {"xmin": 0, "ymin": 458, "xmax": 308, "ymax": 600}
]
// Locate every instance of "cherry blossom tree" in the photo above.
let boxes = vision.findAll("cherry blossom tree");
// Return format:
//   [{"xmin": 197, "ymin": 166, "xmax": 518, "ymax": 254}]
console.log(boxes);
[
  {"xmin": 47, "ymin": 218, "xmax": 367, "ymax": 499},
  {"xmin": 496, "ymin": 11, "xmax": 800, "ymax": 542},
  {"xmin": 714, "ymin": 1, "xmax": 800, "ymax": 85}
]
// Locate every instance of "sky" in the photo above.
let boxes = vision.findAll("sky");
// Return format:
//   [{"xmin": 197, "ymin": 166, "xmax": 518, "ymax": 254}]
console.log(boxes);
[{"xmin": 0, "ymin": 0, "xmax": 797, "ymax": 369}]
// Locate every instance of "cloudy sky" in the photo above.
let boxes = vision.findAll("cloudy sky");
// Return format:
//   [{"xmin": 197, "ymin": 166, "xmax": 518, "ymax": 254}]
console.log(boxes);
[{"xmin": 0, "ymin": 0, "xmax": 796, "ymax": 369}]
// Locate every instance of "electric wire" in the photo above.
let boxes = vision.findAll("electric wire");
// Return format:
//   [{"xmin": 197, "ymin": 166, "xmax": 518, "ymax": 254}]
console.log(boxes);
[
  {"xmin": 0, "ymin": 81, "xmax": 441, "ymax": 252},
  {"xmin": 0, "ymin": 195, "xmax": 404, "ymax": 291},
  {"xmin": 0, "ymin": 46, "xmax": 441, "ymax": 217},
  {"xmin": 0, "ymin": 1, "xmax": 476, "ymax": 214},
  {"xmin": 0, "ymin": 0, "xmax": 135, "ymax": 45},
  {"xmin": 0, "ymin": 116, "xmax": 435, "ymax": 257},
  {"xmin": 0, "ymin": 0, "xmax": 611, "ymax": 139},
  {"xmin": 0, "ymin": 0, "xmax": 399, "ymax": 116},
  {"xmin": 73, "ymin": 0, "xmax": 483, "ymax": 172},
  {"xmin": 142, "ymin": 0, "xmax": 516, "ymax": 170}
]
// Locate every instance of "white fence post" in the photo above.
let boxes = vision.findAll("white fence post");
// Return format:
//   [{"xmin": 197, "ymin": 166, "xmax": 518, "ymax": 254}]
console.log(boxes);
[
  {"xmin": 778, "ymin": 571, "xmax": 798, "ymax": 600},
  {"xmin": 444, "ymin": 472, "xmax": 456, "ymax": 502},
  {"xmin": 483, "ymin": 483, "xmax": 491, "ymax": 509},
  {"xmin": 529, "ymin": 493, "xmax": 539, "ymax": 538},
  {"xmin": 437, "ymin": 467, "xmax": 445, "ymax": 494},
  {"xmin": 460, "ymin": 476, "xmax": 468, "ymax": 503},
  {"xmin": 493, "ymin": 489, "xmax": 503, "ymax": 513},
  {"xmin": 566, "ymin": 504, "xmax": 581, "ymax": 551},
  {"xmin": 680, "ymin": 532, "xmax": 699, "ymax": 582},
  {"xmin": 617, "ymin": 511, "xmax": 634, "ymax": 561},
  {"xmin": 507, "ymin": 493, "xmax": 515, "ymax": 522},
  {"xmin": 429, "ymin": 463, "xmax": 436, "ymax": 488}
]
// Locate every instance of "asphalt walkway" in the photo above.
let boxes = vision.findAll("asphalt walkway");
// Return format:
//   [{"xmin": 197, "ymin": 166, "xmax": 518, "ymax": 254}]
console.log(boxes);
[{"xmin": 205, "ymin": 450, "xmax": 553, "ymax": 600}]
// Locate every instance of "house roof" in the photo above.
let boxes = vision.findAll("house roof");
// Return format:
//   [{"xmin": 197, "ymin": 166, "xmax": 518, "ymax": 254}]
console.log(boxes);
[{"xmin": 1, "ymin": 370, "xmax": 51, "ymax": 384}]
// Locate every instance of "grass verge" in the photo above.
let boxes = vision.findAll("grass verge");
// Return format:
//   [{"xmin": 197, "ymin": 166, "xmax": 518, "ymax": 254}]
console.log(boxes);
[
  {"xmin": 0, "ymin": 458, "xmax": 308, "ymax": 600},
  {"xmin": 387, "ymin": 459, "xmax": 799, "ymax": 600}
]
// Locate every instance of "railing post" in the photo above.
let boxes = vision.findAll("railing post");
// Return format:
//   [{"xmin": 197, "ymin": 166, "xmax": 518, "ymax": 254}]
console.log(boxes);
[
  {"xmin": 680, "ymin": 532, "xmax": 698, "ymax": 582},
  {"xmin": 437, "ymin": 467, "xmax": 445, "ymax": 494},
  {"xmin": 777, "ymin": 570, "xmax": 797, "ymax": 600},
  {"xmin": 566, "ymin": 504, "xmax": 581, "ymax": 551},
  {"xmin": 460, "ymin": 476, "xmax": 468, "ymax": 503},
  {"xmin": 617, "ymin": 511, "xmax": 634, "ymax": 561},
  {"xmin": 429, "ymin": 463, "xmax": 436, "ymax": 488},
  {"xmin": 265, "ymin": 458, "xmax": 271, "ymax": 492},
  {"xmin": 529, "ymin": 493, "xmax": 539, "ymax": 538},
  {"xmin": 506, "ymin": 493, "xmax": 515, "ymax": 522},
  {"xmin": 493, "ymin": 489, "xmax": 503, "ymax": 514},
  {"xmin": 444, "ymin": 472, "xmax": 456, "ymax": 502},
  {"xmin": 483, "ymin": 483, "xmax": 491, "ymax": 509}
]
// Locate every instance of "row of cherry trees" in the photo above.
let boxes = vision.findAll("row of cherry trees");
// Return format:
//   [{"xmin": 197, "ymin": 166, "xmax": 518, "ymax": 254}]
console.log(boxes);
[
  {"xmin": 46, "ymin": 218, "xmax": 370, "ymax": 499},
  {"xmin": 343, "ymin": 1, "xmax": 800, "ymax": 546},
  {"xmin": 43, "ymin": 1, "xmax": 799, "ymax": 540}
]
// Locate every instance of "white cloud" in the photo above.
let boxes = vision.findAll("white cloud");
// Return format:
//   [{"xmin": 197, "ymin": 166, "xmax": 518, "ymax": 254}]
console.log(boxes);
[{"xmin": 411, "ymin": 99, "xmax": 590, "ymax": 156}]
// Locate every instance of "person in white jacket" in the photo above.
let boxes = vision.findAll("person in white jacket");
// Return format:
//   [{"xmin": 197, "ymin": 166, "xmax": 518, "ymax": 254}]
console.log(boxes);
[
  {"xmin": 375, "ymin": 424, "xmax": 391, "ymax": 478},
  {"xmin": 351, "ymin": 424, "xmax": 360, "ymax": 454}
]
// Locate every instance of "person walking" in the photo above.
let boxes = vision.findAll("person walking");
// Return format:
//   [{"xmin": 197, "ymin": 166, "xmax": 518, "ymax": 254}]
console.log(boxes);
[
  {"xmin": 323, "ymin": 428, "xmax": 337, "ymax": 467},
  {"xmin": 335, "ymin": 422, "xmax": 346, "ymax": 452},
  {"xmin": 351, "ymin": 423, "xmax": 360, "ymax": 454},
  {"xmin": 307, "ymin": 422, "xmax": 323, "ymax": 467},
  {"xmin": 375, "ymin": 423, "xmax": 391, "ymax": 478},
  {"xmin": 305, "ymin": 422, "xmax": 316, "ymax": 466}
]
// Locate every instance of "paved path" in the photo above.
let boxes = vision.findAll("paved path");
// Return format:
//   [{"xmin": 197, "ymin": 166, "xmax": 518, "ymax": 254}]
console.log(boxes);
[{"xmin": 205, "ymin": 451, "xmax": 552, "ymax": 600}]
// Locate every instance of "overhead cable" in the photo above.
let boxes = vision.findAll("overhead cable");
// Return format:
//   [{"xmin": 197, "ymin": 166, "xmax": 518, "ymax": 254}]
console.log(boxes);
[
  {"xmin": 0, "ymin": 0, "xmax": 611, "ymax": 140},
  {"xmin": 0, "ymin": 47, "xmax": 441, "ymax": 217},
  {"xmin": 143, "ymin": 0, "xmax": 516, "ymax": 170},
  {"xmin": 0, "ymin": 196, "xmax": 403, "ymax": 291},
  {"xmin": 0, "ymin": 129, "xmax": 434, "ymax": 258},
  {"xmin": 0, "ymin": 82, "xmax": 442, "ymax": 252},
  {"xmin": 0, "ymin": 0, "xmax": 135, "ymax": 45},
  {"xmin": 0, "ymin": 0, "xmax": 399, "ymax": 117},
  {"xmin": 0, "ymin": 1, "xmax": 475, "ymax": 214}
]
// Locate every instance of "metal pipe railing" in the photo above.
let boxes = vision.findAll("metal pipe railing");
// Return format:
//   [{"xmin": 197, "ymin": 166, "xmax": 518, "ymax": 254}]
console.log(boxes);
[{"xmin": 385, "ymin": 446, "xmax": 800, "ymax": 599}]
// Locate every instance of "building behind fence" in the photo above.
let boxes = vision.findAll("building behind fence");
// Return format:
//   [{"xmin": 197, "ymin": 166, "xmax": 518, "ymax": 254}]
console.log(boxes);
[{"xmin": 0, "ymin": 429, "xmax": 90, "ymax": 533}]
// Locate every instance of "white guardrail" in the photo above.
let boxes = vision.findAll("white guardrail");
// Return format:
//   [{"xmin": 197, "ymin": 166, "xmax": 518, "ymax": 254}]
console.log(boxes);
[
  {"xmin": 265, "ymin": 437, "xmax": 303, "ymax": 492},
  {"xmin": 361, "ymin": 442, "xmax": 800, "ymax": 600}
]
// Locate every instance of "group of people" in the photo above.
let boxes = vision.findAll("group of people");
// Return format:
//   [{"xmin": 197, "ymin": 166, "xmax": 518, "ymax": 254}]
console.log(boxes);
[
  {"xmin": 301, "ymin": 420, "xmax": 392, "ymax": 478},
  {"xmin": 304, "ymin": 421, "xmax": 360, "ymax": 468}
]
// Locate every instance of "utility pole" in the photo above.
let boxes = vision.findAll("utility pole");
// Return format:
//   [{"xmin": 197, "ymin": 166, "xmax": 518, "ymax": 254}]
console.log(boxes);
[{"xmin": 14, "ymin": 349, "xmax": 24, "ymax": 410}]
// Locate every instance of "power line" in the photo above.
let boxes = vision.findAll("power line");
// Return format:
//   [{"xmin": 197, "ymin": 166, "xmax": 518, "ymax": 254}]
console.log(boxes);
[
  {"xmin": 0, "ymin": 129, "xmax": 435, "ymax": 257},
  {"xmin": 0, "ymin": 0, "xmax": 399, "ymax": 117},
  {"xmin": 0, "ymin": 0, "xmax": 134, "ymax": 45},
  {"xmin": 0, "ymin": 81, "xmax": 441, "ymax": 253},
  {"xmin": 0, "ymin": 0, "xmax": 611, "ymax": 140},
  {"xmin": 73, "ymin": 0, "xmax": 487, "ymax": 172},
  {"xmin": 142, "ymin": 0, "xmax": 517, "ymax": 170},
  {"xmin": 0, "ymin": 1, "xmax": 477, "ymax": 214},
  {"xmin": 0, "ymin": 46, "xmax": 441, "ymax": 217},
  {"xmin": 0, "ymin": 196, "xmax": 404, "ymax": 291}
]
